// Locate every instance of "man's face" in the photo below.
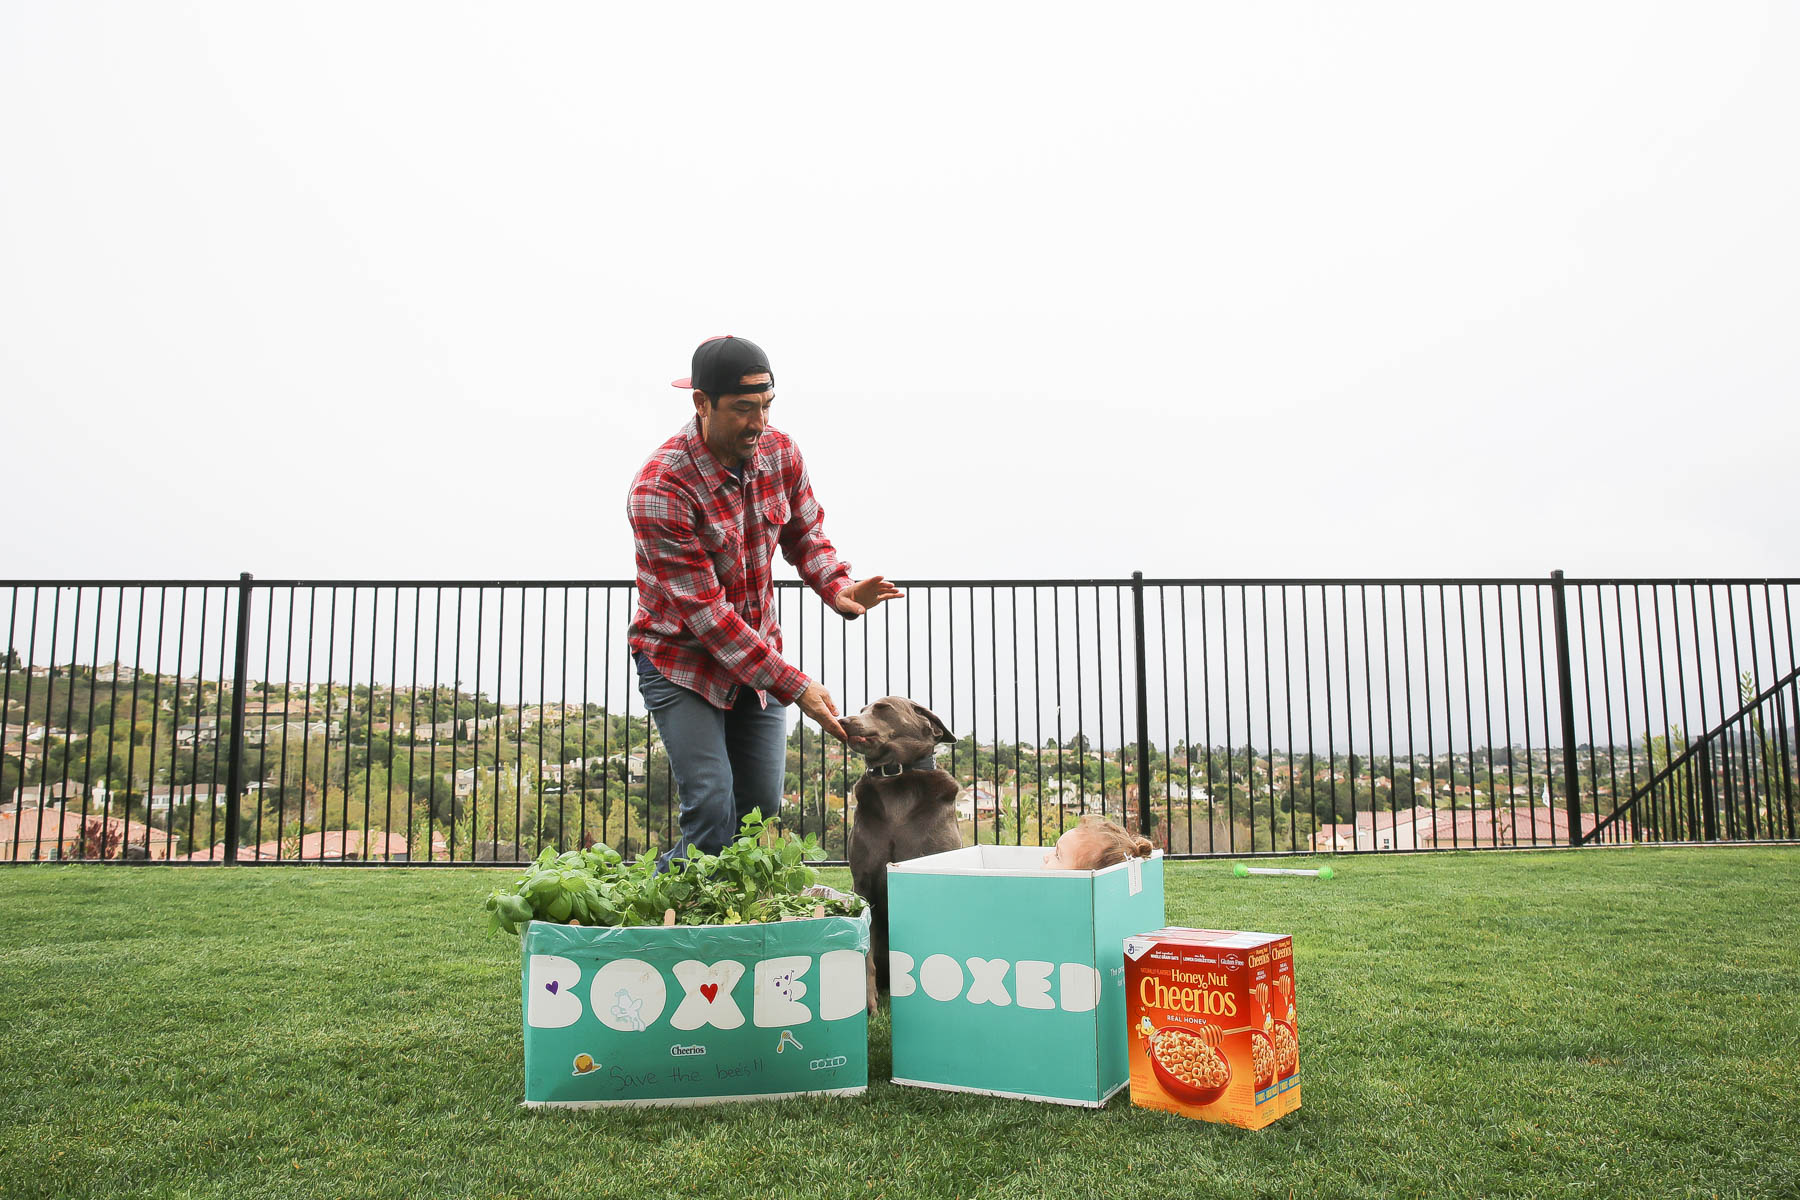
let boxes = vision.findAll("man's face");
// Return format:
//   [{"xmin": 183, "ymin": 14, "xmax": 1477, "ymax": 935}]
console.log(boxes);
[{"xmin": 694, "ymin": 371, "xmax": 773, "ymax": 469}]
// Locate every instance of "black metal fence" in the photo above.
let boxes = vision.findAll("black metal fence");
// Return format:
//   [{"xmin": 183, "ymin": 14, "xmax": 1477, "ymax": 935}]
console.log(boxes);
[
  {"xmin": 3, "ymin": 574, "xmax": 1795, "ymax": 865},
  {"xmin": 1587, "ymin": 663, "xmax": 1798, "ymax": 845}
]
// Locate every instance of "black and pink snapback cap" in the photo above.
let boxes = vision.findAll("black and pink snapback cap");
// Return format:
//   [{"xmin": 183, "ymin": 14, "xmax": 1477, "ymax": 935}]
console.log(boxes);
[{"xmin": 672, "ymin": 335, "xmax": 774, "ymax": 396}]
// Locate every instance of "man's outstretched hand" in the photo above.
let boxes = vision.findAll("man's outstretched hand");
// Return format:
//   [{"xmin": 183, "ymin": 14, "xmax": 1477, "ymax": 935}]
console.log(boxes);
[
  {"xmin": 833, "ymin": 576, "xmax": 905, "ymax": 618},
  {"xmin": 797, "ymin": 682, "xmax": 848, "ymax": 742}
]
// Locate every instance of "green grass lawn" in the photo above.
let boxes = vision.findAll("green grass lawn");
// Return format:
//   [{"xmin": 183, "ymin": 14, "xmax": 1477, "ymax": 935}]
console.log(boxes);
[{"xmin": 2, "ymin": 849, "xmax": 1797, "ymax": 1200}]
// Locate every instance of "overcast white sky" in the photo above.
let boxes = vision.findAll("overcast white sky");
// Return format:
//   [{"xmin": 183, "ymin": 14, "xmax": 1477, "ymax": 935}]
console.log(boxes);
[{"xmin": 2, "ymin": 2, "xmax": 1795, "ymax": 585}]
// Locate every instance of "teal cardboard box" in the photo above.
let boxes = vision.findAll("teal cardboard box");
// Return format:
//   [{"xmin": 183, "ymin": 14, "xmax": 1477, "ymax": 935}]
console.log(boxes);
[
  {"xmin": 521, "ymin": 911, "xmax": 870, "ymax": 1107},
  {"xmin": 887, "ymin": 846, "xmax": 1165, "ymax": 1106}
]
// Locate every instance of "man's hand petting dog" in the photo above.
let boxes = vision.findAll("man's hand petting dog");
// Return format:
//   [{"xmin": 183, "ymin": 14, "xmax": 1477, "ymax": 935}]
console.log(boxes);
[
  {"xmin": 842, "ymin": 696, "xmax": 961, "ymax": 1015},
  {"xmin": 796, "ymin": 682, "xmax": 847, "ymax": 742}
]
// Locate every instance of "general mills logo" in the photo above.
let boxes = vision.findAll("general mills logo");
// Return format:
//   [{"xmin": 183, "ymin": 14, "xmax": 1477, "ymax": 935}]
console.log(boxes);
[{"xmin": 809, "ymin": 1055, "xmax": 848, "ymax": 1071}]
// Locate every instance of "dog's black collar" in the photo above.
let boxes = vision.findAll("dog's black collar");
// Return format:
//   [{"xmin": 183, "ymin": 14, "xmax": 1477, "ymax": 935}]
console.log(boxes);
[{"xmin": 863, "ymin": 754, "xmax": 939, "ymax": 778}]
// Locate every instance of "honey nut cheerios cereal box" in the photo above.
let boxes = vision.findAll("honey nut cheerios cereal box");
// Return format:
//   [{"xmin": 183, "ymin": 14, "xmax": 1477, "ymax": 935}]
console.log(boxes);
[{"xmin": 1122, "ymin": 928, "xmax": 1300, "ymax": 1128}]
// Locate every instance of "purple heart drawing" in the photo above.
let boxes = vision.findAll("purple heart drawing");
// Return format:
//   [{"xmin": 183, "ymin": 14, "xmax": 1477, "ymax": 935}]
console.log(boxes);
[{"xmin": 546, "ymin": 981, "xmax": 559, "ymax": 994}]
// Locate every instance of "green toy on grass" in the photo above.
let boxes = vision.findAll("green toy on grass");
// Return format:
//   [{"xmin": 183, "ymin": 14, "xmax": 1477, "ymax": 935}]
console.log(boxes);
[{"xmin": 1233, "ymin": 862, "xmax": 1335, "ymax": 880}]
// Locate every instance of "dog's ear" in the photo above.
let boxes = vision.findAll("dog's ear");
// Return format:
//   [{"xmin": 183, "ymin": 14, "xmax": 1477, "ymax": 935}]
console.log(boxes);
[{"xmin": 912, "ymin": 702, "xmax": 954, "ymax": 744}]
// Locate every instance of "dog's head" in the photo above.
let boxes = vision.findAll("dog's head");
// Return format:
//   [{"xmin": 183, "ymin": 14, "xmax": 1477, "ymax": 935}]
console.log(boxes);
[{"xmin": 840, "ymin": 696, "xmax": 954, "ymax": 769}]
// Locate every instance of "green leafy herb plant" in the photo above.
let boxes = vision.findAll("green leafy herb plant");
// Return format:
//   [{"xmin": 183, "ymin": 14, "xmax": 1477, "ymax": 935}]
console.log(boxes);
[{"xmin": 482, "ymin": 809, "xmax": 864, "ymax": 935}]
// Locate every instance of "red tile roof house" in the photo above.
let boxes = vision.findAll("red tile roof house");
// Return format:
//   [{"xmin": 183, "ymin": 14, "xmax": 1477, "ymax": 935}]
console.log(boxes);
[
  {"xmin": 181, "ymin": 829, "xmax": 447, "ymax": 862},
  {"xmin": 0, "ymin": 807, "xmax": 141, "ymax": 860}
]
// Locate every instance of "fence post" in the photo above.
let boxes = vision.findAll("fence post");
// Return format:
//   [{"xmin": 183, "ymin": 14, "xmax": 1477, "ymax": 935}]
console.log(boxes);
[
  {"xmin": 1131, "ymin": 571, "xmax": 1152, "ymax": 839},
  {"xmin": 223, "ymin": 572, "xmax": 254, "ymax": 866},
  {"xmin": 1698, "ymin": 743, "xmax": 1718, "ymax": 841},
  {"xmin": 1550, "ymin": 569, "xmax": 1584, "ymax": 846}
]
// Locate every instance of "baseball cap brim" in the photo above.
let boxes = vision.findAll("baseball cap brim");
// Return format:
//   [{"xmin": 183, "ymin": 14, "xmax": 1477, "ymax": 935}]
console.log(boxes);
[{"xmin": 671, "ymin": 376, "xmax": 695, "ymax": 389}]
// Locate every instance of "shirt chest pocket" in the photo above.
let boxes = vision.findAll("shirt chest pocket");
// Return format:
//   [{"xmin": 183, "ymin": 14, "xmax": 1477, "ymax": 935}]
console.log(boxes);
[
  {"xmin": 696, "ymin": 520, "xmax": 743, "ymax": 583},
  {"xmin": 758, "ymin": 496, "xmax": 790, "ymax": 554}
]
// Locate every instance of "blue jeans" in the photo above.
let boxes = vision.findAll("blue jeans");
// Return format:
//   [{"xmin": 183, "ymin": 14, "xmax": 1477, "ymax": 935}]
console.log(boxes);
[{"xmin": 634, "ymin": 652, "xmax": 788, "ymax": 866}]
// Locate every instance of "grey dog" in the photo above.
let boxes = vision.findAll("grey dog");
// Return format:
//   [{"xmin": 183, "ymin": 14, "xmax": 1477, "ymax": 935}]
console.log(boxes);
[{"xmin": 841, "ymin": 696, "xmax": 961, "ymax": 1007}]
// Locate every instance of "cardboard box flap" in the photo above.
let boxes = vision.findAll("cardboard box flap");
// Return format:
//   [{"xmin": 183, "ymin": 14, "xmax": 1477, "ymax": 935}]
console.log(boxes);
[
  {"xmin": 890, "ymin": 844, "xmax": 1164, "ymax": 878},
  {"xmin": 523, "ymin": 911, "xmax": 870, "ymax": 958}
]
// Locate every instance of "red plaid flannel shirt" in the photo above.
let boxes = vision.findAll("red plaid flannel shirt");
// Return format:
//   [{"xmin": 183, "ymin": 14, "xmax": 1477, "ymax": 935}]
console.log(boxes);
[{"xmin": 627, "ymin": 417, "xmax": 853, "ymax": 709}]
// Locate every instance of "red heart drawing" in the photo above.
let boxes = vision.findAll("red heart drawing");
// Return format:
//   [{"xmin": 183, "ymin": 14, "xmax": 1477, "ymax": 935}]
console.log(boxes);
[{"xmin": 700, "ymin": 983, "xmax": 720, "ymax": 1003}]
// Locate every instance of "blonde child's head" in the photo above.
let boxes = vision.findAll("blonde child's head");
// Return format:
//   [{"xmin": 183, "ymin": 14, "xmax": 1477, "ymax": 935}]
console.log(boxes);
[{"xmin": 1041, "ymin": 815, "xmax": 1154, "ymax": 871}]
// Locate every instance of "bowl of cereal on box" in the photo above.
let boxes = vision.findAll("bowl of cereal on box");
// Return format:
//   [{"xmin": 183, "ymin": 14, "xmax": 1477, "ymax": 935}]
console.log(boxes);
[
  {"xmin": 1249, "ymin": 1030, "xmax": 1277, "ymax": 1090},
  {"xmin": 1149, "ymin": 1026, "xmax": 1231, "ymax": 1106},
  {"xmin": 1272, "ymin": 1019, "xmax": 1299, "ymax": 1080}
]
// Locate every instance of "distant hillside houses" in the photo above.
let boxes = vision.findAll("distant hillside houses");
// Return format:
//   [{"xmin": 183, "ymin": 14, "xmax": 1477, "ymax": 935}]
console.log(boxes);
[
  {"xmin": 146, "ymin": 784, "xmax": 234, "ymax": 812},
  {"xmin": 174, "ymin": 717, "xmax": 220, "ymax": 747},
  {"xmin": 956, "ymin": 784, "xmax": 1001, "ymax": 820},
  {"xmin": 520, "ymin": 703, "xmax": 584, "ymax": 729},
  {"xmin": 10, "ymin": 780, "xmax": 102, "ymax": 808},
  {"xmin": 1312, "ymin": 802, "xmax": 1600, "ymax": 851},
  {"xmin": 539, "ymin": 757, "xmax": 609, "ymax": 784},
  {"xmin": 244, "ymin": 720, "xmax": 332, "ymax": 745}
]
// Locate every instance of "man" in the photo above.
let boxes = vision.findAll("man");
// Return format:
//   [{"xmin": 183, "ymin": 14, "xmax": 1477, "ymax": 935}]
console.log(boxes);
[{"xmin": 627, "ymin": 334, "xmax": 901, "ymax": 863}]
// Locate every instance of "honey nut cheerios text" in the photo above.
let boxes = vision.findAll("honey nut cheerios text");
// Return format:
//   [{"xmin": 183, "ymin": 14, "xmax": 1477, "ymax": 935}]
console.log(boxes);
[{"xmin": 1139, "ymin": 976, "xmax": 1238, "ymax": 1018}]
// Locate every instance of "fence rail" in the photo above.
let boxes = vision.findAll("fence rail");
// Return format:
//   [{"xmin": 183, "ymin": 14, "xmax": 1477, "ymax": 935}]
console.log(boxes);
[{"xmin": 3, "ymin": 573, "xmax": 1796, "ymax": 865}]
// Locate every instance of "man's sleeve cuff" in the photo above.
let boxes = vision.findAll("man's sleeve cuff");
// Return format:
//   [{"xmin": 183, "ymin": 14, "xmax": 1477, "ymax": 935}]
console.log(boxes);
[
  {"xmin": 818, "ymin": 574, "xmax": 852, "ymax": 617},
  {"xmin": 770, "ymin": 663, "xmax": 810, "ymax": 707}
]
